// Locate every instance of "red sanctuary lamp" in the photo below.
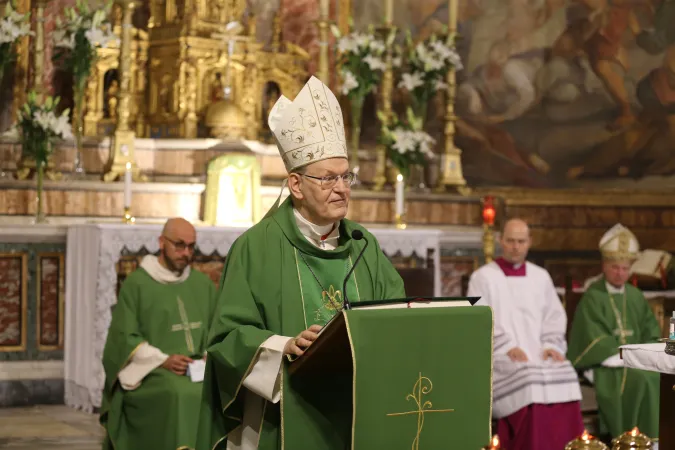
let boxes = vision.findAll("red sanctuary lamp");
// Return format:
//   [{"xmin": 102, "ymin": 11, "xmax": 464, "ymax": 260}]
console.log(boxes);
[
  {"xmin": 482, "ymin": 434, "xmax": 502, "ymax": 450},
  {"xmin": 482, "ymin": 196, "xmax": 496, "ymax": 226},
  {"xmin": 482, "ymin": 196, "xmax": 496, "ymax": 263}
]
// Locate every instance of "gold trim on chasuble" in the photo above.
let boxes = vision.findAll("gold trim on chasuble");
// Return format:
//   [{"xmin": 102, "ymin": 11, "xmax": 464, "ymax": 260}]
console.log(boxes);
[
  {"xmin": 608, "ymin": 291, "xmax": 630, "ymax": 394},
  {"xmin": 172, "ymin": 296, "xmax": 202, "ymax": 354},
  {"xmin": 386, "ymin": 373, "xmax": 455, "ymax": 450}
]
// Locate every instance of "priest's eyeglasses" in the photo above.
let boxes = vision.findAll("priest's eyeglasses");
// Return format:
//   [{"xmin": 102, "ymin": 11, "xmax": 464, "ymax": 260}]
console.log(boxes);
[
  {"xmin": 302, "ymin": 172, "xmax": 356, "ymax": 189},
  {"xmin": 163, "ymin": 236, "xmax": 196, "ymax": 252}
]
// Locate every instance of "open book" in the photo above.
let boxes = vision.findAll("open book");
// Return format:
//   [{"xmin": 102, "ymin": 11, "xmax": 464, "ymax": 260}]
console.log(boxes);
[
  {"xmin": 631, "ymin": 249, "xmax": 672, "ymax": 279},
  {"xmin": 317, "ymin": 297, "xmax": 478, "ymax": 336}
]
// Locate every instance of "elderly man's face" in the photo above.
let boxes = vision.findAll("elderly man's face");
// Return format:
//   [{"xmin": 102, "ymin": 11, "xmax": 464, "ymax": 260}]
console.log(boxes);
[
  {"xmin": 291, "ymin": 158, "xmax": 351, "ymax": 225},
  {"xmin": 603, "ymin": 260, "xmax": 632, "ymax": 288}
]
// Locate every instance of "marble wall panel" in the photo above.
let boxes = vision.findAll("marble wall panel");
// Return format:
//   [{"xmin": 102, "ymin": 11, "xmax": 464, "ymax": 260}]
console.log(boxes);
[
  {"xmin": 37, "ymin": 254, "xmax": 65, "ymax": 350},
  {"xmin": 0, "ymin": 253, "xmax": 27, "ymax": 352},
  {"xmin": 0, "ymin": 243, "xmax": 66, "ymax": 361}
]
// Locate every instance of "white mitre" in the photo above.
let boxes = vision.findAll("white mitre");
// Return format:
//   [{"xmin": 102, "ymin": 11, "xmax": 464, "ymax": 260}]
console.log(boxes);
[
  {"xmin": 267, "ymin": 76, "xmax": 347, "ymax": 173},
  {"xmin": 599, "ymin": 223, "xmax": 640, "ymax": 261}
]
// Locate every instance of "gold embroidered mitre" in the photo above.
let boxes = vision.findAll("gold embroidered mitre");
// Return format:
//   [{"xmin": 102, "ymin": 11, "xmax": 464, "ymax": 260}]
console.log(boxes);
[
  {"xmin": 599, "ymin": 223, "xmax": 640, "ymax": 261},
  {"xmin": 267, "ymin": 76, "xmax": 347, "ymax": 173}
]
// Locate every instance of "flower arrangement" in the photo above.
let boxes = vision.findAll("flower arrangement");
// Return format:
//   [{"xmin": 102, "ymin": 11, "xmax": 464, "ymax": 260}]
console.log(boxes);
[
  {"xmin": 0, "ymin": 2, "xmax": 32, "ymax": 88},
  {"xmin": 53, "ymin": 0, "xmax": 118, "ymax": 173},
  {"xmin": 10, "ymin": 91, "xmax": 72, "ymax": 222},
  {"xmin": 331, "ymin": 24, "xmax": 392, "ymax": 167},
  {"xmin": 378, "ymin": 107, "xmax": 435, "ymax": 179},
  {"xmin": 398, "ymin": 30, "xmax": 462, "ymax": 122}
]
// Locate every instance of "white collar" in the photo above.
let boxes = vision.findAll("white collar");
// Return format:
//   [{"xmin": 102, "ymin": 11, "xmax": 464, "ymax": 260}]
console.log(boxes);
[
  {"xmin": 293, "ymin": 208, "xmax": 340, "ymax": 249},
  {"xmin": 140, "ymin": 255, "xmax": 191, "ymax": 284},
  {"xmin": 605, "ymin": 281, "xmax": 625, "ymax": 294}
]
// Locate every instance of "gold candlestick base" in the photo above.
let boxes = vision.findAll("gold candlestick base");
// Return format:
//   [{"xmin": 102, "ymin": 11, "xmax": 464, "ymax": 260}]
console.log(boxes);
[
  {"xmin": 395, "ymin": 213, "xmax": 407, "ymax": 230},
  {"xmin": 123, "ymin": 207, "xmax": 135, "ymax": 224}
]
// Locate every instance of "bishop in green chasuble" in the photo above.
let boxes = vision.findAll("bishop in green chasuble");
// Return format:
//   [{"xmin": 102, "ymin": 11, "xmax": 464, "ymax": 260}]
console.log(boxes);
[
  {"xmin": 196, "ymin": 76, "xmax": 409, "ymax": 450},
  {"xmin": 101, "ymin": 219, "xmax": 217, "ymax": 450},
  {"xmin": 567, "ymin": 224, "xmax": 661, "ymax": 439}
]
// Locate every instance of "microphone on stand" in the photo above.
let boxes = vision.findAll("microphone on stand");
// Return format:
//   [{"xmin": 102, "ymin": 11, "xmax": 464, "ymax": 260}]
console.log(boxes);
[{"xmin": 343, "ymin": 229, "xmax": 369, "ymax": 311}]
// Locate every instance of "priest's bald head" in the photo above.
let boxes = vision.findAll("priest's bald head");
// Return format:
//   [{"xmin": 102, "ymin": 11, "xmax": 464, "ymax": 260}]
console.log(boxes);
[
  {"xmin": 500, "ymin": 218, "xmax": 531, "ymax": 265},
  {"xmin": 267, "ymin": 76, "xmax": 354, "ymax": 225},
  {"xmin": 159, "ymin": 217, "xmax": 196, "ymax": 274},
  {"xmin": 599, "ymin": 223, "xmax": 639, "ymax": 288}
]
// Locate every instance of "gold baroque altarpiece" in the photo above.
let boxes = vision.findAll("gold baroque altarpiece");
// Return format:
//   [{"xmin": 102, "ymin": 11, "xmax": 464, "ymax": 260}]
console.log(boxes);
[{"xmin": 84, "ymin": 0, "xmax": 309, "ymax": 140}]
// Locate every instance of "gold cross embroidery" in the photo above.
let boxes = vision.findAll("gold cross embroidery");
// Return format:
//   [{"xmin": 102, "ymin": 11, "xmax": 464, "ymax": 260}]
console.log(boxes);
[
  {"xmin": 386, "ymin": 373, "xmax": 454, "ymax": 450},
  {"xmin": 171, "ymin": 296, "xmax": 201, "ymax": 354},
  {"xmin": 314, "ymin": 285, "xmax": 343, "ymax": 321}
]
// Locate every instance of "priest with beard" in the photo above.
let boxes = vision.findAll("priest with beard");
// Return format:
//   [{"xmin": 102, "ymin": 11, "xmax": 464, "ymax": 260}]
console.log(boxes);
[
  {"xmin": 468, "ymin": 218, "xmax": 583, "ymax": 450},
  {"xmin": 195, "ymin": 76, "xmax": 406, "ymax": 450},
  {"xmin": 100, "ymin": 217, "xmax": 217, "ymax": 450}
]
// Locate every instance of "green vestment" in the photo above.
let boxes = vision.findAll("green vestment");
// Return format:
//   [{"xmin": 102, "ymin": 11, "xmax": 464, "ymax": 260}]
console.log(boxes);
[
  {"xmin": 196, "ymin": 198, "xmax": 407, "ymax": 450},
  {"xmin": 567, "ymin": 279, "xmax": 661, "ymax": 438},
  {"xmin": 101, "ymin": 267, "xmax": 217, "ymax": 450}
]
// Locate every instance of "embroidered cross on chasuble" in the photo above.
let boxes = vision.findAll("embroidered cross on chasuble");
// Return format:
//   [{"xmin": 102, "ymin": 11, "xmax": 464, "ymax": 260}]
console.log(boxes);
[
  {"xmin": 294, "ymin": 248, "xmax": 361, "ymax": 327},
  {"xmin": 171, "ymin": 296, "xmax": 202, "ymax": 354}
]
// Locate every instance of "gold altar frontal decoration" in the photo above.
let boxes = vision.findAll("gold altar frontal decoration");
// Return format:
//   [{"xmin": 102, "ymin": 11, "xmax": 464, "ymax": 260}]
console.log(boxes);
[{"xmin": 84, "ymin": 0, "xmax": 309, "ymax": 141}]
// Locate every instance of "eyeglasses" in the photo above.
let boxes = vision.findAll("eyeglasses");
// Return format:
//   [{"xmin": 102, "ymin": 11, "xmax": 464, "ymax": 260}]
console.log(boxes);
[
  {"xmin": 163, "ymin": 236, "xmax": 196, "ymax": 252},
  {"xmin": 302, "ymin": 172, "xmax": 356, "ymax": 189}
]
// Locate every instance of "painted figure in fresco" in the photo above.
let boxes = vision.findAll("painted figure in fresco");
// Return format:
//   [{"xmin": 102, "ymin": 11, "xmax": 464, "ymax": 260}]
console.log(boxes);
[
  {"xmin": 457, "ymin": 41, "xmax": 551, "ymax": 175},
  {"xmin": 551, "ymin": 0, "xmax": 652, "ymax": 130},
  {"xmin": 566, "ymin": 0, "xmax": 675, "ymax": 179}
]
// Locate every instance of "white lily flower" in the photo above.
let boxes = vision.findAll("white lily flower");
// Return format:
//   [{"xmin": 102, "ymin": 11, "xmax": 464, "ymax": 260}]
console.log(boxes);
[
  {"xmin": 341, "ymin": 70, "xmax": 359, "ymax": 95},
  {"xmin": 363, "ymin": 55, "xmax": 386, "ymax": 72},
  {"xmin": 398, "ymin": 73, "xmax": 424, "ymax": 91}
]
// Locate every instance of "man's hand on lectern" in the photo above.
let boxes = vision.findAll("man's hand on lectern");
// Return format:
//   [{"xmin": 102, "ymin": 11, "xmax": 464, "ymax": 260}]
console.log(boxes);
[
  {"xmin": 507, "ymin": 347, "xmax": 529, "ymax": 362},
  {"xmin": 284, "ymin": 325, "xmax": 323, "ymax": 357}
]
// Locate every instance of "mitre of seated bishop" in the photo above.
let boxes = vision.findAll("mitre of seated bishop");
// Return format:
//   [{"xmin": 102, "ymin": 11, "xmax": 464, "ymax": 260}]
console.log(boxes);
[
  {"xmin": 267, "ymin": 76, "xmax": 347, "ymax": 173},
  {"xmin": 599, "ymin": 223, "xmax": 640, "ymax": 261}
]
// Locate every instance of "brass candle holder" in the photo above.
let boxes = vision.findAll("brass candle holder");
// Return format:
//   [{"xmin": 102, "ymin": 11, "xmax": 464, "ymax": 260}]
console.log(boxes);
[
  {"xmin": 122, "ymin": 207, "xmax": 135, "ymax": 224},
  {"xmin": 482, "ymin": 434, "xmax": 502, "ymax": 449},
  {"xmin": 565, "ymin": 430, "xmax": 609, "ymax": 450},
  {"xmin": 395, "ymin": 213, "xmax": 407, "ymax": 230},
  {"xmin": 611, "ymin": 427, "xmax": 653, "ymax": 449}
]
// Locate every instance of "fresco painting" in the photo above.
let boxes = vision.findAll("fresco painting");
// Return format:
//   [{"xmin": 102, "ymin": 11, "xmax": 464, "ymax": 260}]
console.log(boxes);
[{"xmin": 351, "ymin": 0, "xmax": 675, "ymax": 189}]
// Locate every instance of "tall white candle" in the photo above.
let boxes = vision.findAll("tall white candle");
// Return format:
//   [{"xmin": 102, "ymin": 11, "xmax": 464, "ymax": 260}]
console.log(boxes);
[
  {"xmin": 320, "ymin": 0, "xmax": 329, "ymax": 18},
  {"xmin": 395, "ymin": 173, "xmax": 404, "ymax": 217},
  {"xmin": 124, "ymin": 162, "xmax": 132, "ymax": 208}
]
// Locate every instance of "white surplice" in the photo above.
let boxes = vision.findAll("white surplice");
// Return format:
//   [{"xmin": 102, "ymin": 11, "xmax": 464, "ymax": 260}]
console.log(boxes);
[
  {"xmin": 467, "ymin": 261, "xmax": 582, "ymax": 419},
  {"xmin": 225, "ymin": 209, "xmax": 339, "ymax": 450}
]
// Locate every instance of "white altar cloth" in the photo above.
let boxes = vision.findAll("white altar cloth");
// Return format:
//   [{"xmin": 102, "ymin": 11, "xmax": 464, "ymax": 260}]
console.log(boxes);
[
  {"xmin": 621, "ymin": 343, "xmax": 675, "ymax": 375},
  {"xmin": 63, "ymin": 223, "xmax": 443, "ymax": 412}
]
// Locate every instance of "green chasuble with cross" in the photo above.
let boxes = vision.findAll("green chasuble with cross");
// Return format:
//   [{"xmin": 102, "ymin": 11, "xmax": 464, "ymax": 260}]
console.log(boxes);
[
  {"xmin": 196, "ymin": 198, "xmax": 409, "ymax": 449},
  {"xmin": 197, "ymin": 197, "xmax": 494, "ymax": 449},
  {"xmin": 100, "ymin": 264, "xmax": 217, "ymax": 450},
  {"xmin": 567, "ymin": 278, "xmax": 661, "ymax": 438}
]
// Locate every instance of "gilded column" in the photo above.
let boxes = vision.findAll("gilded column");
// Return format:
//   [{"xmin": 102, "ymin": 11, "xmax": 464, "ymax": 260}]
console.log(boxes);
[
  {"xmin": 316, "ymin": 0, "xmax": 330, "ymax": 85},
  {"xmin": 435, "ymin": 0, "xmax": 467, "ymax": 192},
  {"xmin": 372, "ymin": 0, "xmax": 394, "ymax": 191},
  {"xmin": 103, "ymin": 0, "xmax": 144, "ymax": 182},
  {"xmin": 33, "ymin": 0, "xmax": 46, "ymax": 102}
]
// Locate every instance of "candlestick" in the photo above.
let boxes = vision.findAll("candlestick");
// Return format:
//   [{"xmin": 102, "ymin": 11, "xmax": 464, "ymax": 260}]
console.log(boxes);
[
  {"xmin": 610, "ymin": 427, "xmax": 652, "ymax": 449},
  {"xmin": 385, "ymin": 0, "xmax": 393, "ymax": 24},
  {"xmin": 124, "ymin": 162, "xmax": 132, "ymax": 208},
  {"xmin": 122, "ymin": 206, "xmax": 135, "ymax": 224}
]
